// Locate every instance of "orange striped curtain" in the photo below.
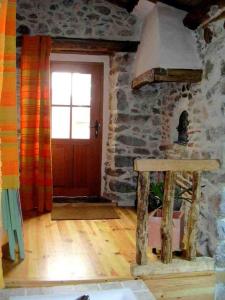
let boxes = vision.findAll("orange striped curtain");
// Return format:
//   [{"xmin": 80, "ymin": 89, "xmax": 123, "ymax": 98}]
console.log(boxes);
[
  {"xmin": 0, "ymin": 0, "xmax": 19, "ymax": 189},
  {"xmin": 20, "ymin": 36, "xmax": 53, "ymax": 213}
]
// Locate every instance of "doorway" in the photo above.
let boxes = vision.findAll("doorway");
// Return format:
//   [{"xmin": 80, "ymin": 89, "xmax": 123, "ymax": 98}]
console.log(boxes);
[{"xmin": 51, "ymin": 61, "xmax": 103, "ymax": 198}]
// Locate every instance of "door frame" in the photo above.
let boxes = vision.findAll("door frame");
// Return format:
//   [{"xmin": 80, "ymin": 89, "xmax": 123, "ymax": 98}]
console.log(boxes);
[{"xmin": 50, "ymin": 53, "xmax": 110, "ymax": 196}]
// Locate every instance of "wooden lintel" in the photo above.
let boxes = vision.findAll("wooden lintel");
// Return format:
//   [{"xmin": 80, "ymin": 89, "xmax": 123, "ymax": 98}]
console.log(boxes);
[
  {"xmin": 183, "ymin": 0, "xmax": 225, "ymax": 30},
  {"xmin": 134, "ymin": 159, "xmax": 220, "ymax": 172},
  {"xmin": 131, "ymin": 68, "xmax": 203, "ymax": 89},
  {"xmin": 52, "ymin": 38, "xmax": 139, "ymax": 54}
]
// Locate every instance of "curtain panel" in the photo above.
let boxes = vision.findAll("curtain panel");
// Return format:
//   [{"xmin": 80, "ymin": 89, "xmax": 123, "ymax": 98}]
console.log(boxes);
[
  {"xmin": 20, "ymin": 36, "xmax": 53, "ymax": 213},
  {"xmin": 0, "ymin": 0, "xmax": 24, "ymax": 263}
]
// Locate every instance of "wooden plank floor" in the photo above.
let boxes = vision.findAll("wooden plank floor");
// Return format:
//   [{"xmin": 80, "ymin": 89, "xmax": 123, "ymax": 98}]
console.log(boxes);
[
  {"xmin": 2, "ymin": 207, "xmax": 215, "ymax": 299},
  {"xmin": 144, "ymin": 272, "xmax": 215, "ymax": 300},
  {"xmin": 3, "ymin": 208, "xmax": 138, "ymax": 283}
]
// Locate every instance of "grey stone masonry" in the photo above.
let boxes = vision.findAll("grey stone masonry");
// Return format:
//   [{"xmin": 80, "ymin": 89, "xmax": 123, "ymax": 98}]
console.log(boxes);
[
  {"xmin": 16, "ymin": 0, "xmax": 141, "ymax": 41},
  {"xmin": 196, "ymin": 4, "xmax": 225, "ymax": 293},
  {"xmin": 103, "ymin": 53, "xmax": 163, "ymax": 206}
]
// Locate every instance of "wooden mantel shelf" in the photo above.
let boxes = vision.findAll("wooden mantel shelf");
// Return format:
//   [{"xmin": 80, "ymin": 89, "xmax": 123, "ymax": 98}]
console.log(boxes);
[
  {"xmin": 134, "ymin": 159, "xmax": 220, "ymax": 172},
  {"xmin": 131, "ymin": 68, "xmax": 203, "ymax": 89}
]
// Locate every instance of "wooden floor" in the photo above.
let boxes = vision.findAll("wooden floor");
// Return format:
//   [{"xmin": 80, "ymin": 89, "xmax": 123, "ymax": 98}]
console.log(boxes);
[
  {"xmin": 3, "ymin": 208, "xmax": 138, "ymax": 283},
  {"xmin": 144, "ymin": 272, "xmax": 215, "ymax": 300},
  {"xmin": 2, "ymin": 207, "xmax": 215, "ymax": 299}
]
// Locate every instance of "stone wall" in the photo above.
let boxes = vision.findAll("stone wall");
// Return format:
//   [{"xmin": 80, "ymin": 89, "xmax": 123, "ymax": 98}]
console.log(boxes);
[
  {"xmin": 103, "ymin": 53, "xmax": 163, "ymax": 206},
  {"xmin": 195, "ymin": 7, "xmax": 225, "ymax": 296},
  {"xmin": 154, "ymin": 5, "xmax": 225, "ymax": 293},
  {"xmin": 16, "ymin": 0, "xmax": 141, "ymax": 41},
  {"xmin": 103, "ymin": 54, "xmax": 216, "ymax": 256}
]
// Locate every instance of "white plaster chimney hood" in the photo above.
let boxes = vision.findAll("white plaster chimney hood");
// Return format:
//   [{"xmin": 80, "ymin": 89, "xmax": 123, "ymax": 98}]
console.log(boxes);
[{"xmin": 132, "ymin": 1, "xmax": 202, "ymax": 89}]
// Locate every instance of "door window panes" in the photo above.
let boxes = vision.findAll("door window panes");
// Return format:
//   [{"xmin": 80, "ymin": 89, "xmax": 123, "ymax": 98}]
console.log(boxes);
[
  {"xmin": 72, "ymin": 73, "xmax": 91, "ymax": 106},
  {"xmin": 51, "ymin": 107, "xmax": 70, "ymax": 139},
  {"xmin": 51, "ymin": 70, "xmax": 92, "ymax": 140},
  {"xmin": 72, "ymin": 107, "xmax": 90, "ymax": 139},
  {"xmin": 52, "ymin": 72, "xmax": 71, "ymax": 105}
]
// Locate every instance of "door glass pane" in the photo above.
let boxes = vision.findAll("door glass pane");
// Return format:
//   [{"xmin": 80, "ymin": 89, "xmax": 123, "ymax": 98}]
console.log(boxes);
[
  {"xmin": 52, "ymin": 107, "xmax": 70, "ymax": 139},
  {"xmin": 52, "ymin": 72, "xmax": 71, "ymax": 105},
  {"xmin": 72, "ymin": 73, "xmax": 91, "ymax": 106},
  {"xmin": 72, "ymin": 107, "xmax": 90, "ymax": 139}
]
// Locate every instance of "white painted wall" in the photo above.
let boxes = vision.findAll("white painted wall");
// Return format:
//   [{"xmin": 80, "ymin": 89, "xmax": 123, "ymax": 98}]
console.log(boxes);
[
  {"xmin": 158, "ymin": 3, "xmax": 201, "ymax": 69},
  {"xmin": 133, "ymin": 3, "xmax": 202, "ymax": 78},
  {"xmin": 50, "ymin": 53, "xmax": 110, "ymax": 195},
  {"xmin": 133, "ymin": 6, "xmax": 160, "ymax": 77},
  {"xmin": 132, "ymin": 0, "xmax": 155, "ymax": 21}
]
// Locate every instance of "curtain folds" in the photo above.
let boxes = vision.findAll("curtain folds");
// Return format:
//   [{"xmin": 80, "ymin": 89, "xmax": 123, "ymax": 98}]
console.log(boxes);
[
  {"xmin": 20, "ymin": 36, "xmax": 53, "ymax": 213},
  {"xmin": 0, "ymin": 0, "xmax": 24, "ymax": 261}
]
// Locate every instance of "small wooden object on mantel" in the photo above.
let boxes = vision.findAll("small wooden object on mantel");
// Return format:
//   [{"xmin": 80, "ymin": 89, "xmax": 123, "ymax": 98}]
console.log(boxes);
[{"xmin": 134, "ymin": 159, "xmax": 220, "ymax": 268}]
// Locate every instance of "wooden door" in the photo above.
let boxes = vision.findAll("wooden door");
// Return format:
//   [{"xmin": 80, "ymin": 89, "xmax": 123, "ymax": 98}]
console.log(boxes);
[{"xmin": 51, "ymin": 62, "xmax": 103, "ymax": 197}]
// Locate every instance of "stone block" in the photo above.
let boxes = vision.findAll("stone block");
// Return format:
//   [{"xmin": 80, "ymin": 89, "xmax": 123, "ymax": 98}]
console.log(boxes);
[
  {"xmin": 109, "ymin": 179, "xmax": 135, "ymax": 193},
  {"xmin": 115, "ymin": 155, "xmax": 134, "ymax": 167},
  {"xmin": 117, "ymin": 135, "xmax": 146, "ymax": 147},
  {"xmin": 215, "ymin": 241, "xmax": 225, "ymax": 268},
  {"xmin": 217, "ymin": 218, "xmax": 225, "ymax": 240},
  {"xmin": 215, "ymin": 283, "xmax": 225, "ymax": 300}
]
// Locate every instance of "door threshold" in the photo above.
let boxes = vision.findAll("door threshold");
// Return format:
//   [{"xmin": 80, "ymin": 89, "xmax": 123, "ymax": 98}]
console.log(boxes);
[{"xmin": 52, "ymin": 195, "xmax": 116, "ymax": 205}]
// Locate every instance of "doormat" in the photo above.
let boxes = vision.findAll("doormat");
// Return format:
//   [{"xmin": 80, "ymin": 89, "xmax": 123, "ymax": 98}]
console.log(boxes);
[
  {"xmin": 53, "ymin": 195, "xmax": 114, "ymax": 204},
  {"xmin": 51, "ymin": 204, "xmax": 119, "ymax": 220}
]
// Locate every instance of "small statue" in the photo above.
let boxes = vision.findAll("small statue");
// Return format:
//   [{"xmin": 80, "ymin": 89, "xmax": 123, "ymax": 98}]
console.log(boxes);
[{"xmin": 176, "ymin": 110, "xmax": 189, "ymax": 145}]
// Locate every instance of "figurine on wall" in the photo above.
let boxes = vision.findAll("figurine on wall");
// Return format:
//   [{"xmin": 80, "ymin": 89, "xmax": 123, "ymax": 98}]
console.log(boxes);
[{"xmin": 176, "ymin": 110, "xmax": 189, "ymax": 145}]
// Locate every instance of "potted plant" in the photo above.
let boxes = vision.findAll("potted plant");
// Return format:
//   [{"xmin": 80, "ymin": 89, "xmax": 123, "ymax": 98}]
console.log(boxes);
[{"xmin": 148, "ymin": 181, "xmax": 189, "ymax": 252}]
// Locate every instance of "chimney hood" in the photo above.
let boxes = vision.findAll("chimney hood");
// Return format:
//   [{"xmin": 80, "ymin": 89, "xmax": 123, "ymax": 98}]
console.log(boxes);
[{"xmin": 132, "ymin": 2, "xmax": 202, "ymax": 89}]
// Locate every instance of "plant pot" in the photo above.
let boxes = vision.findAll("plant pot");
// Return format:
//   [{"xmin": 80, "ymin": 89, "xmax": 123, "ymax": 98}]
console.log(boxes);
[{"xmin": 148, "ymin": 209, "xmax": 184, "ymax": 251}]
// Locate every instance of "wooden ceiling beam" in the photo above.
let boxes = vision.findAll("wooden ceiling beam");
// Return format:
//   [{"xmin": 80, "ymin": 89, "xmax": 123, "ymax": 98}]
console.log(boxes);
[
  {"xmin": 148, "ymin": 0, "xmax": 191, "ymax": 11},
  {"xmin": 106, "ymin": 0, "xmax": 139, "ymax": 12},
  {"xmin": 183, "ymin": 0, "xmax": 225, "ymax": 30},
  {"xmin": 52, "ymin": 38, "xmax": 139, "ymax": 54}
]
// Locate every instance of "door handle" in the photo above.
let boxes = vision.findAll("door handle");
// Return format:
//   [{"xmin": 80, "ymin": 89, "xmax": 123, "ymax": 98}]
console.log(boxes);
[{"xmin": 90, "ymin": 120, "xmax": 100, "ymax": 138}]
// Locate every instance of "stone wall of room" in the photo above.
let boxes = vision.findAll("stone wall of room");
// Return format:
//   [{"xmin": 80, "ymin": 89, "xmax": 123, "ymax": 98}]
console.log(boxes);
[
  {"xmin": 195, "ymin": 7, "xmax": 225, "ymax": 295},
  {"xmin": 154, "ymin": 4, "xmax": 225, "ymax": 285},
  {"xmin": 16, "ymin": 0, "xmax": 140, "ymax": 41},
  {"xmin": 103, "ymin": 53, "xmax": 163, "ymax": 206},
  {"xmin": 103, "ymin": 58, "xmax": 213, "ymax": 256}
]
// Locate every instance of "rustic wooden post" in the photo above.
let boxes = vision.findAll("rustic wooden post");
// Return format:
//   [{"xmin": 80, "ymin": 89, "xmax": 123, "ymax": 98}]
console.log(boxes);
[
  {"xmin": 161, "ymin": 171, "xmax": 176, "ymax": 264},
  {"xmin": 186, "ymin": 171, "xmax": 201, "ymax": 260},
  {"xmin": 136, "ymin": 171, "xmax": 150, "ymax": 265}
]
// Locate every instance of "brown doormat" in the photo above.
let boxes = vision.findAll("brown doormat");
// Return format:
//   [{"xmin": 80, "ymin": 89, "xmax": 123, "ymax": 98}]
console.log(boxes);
[{"xmin": 51, "ymin": 204, "xmax": 119, "ymax": 220}]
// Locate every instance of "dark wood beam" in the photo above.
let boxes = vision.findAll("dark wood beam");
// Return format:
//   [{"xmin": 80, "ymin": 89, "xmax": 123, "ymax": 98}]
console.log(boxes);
[
  {"xmin": 147, "ymin": 0, "xmax": 196, "ymax": 12},
  {"xmin": 183, "ymin": 0, "xmax": 225, "ymax": 30},
  {"xmin": 106, "ymin": 0, "xmax": 139, "ymax": 12},
  {"xmin": 132, "ymin": 68, "xmax": 203, "ymax": 89},
  {"xmin": 51, "ymin": 38, "xmax": 139, "ymax": 54}
]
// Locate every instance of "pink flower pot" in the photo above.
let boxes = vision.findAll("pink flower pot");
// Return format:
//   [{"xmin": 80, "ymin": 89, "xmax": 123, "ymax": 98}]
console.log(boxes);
[{"xmin": 148, "ymin": 209, "xmax": 184, "ymax": 251}]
